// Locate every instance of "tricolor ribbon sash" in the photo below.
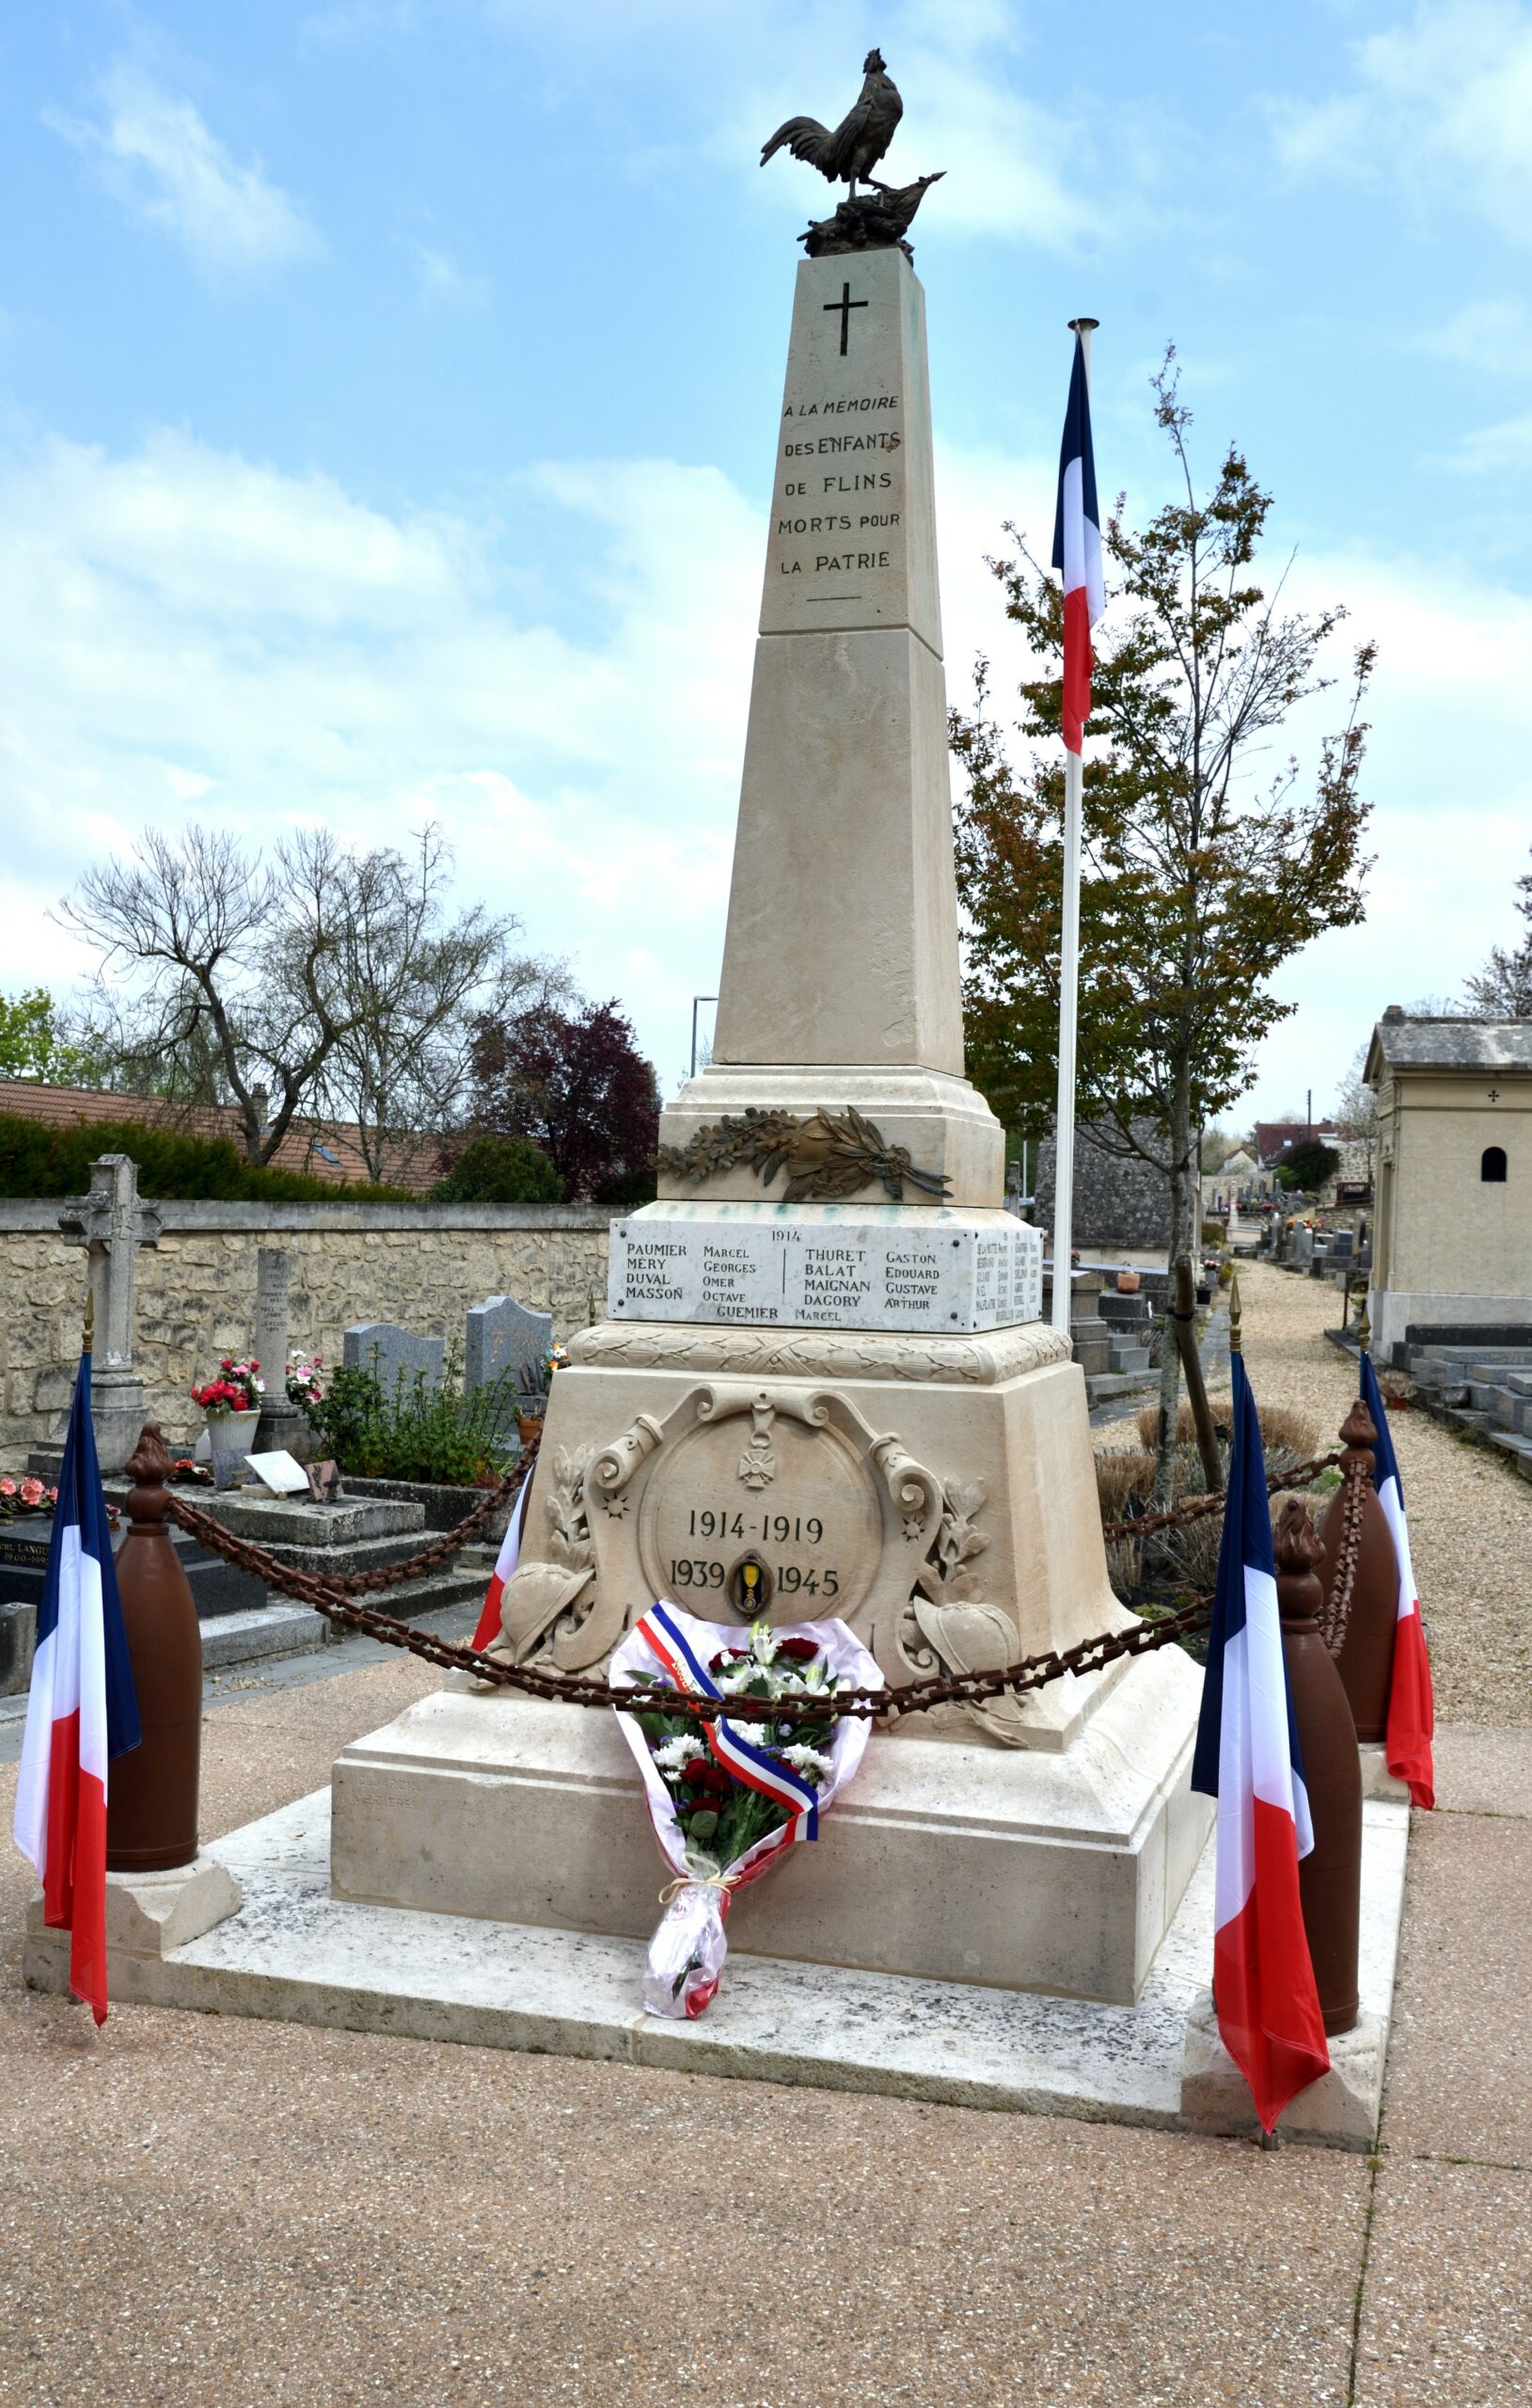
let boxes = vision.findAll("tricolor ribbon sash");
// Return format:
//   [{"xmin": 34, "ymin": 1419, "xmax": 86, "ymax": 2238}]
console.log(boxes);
[
  {"xmin": 610, "ymin": 1600, "xmax": 882, "ymax": 2020},
  {"xmin": 638, "ymin": 1602, "xmax": 821, "ymax": 1840}
]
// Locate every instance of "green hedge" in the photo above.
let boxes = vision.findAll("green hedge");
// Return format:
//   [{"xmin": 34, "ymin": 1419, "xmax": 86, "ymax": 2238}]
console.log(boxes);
[{"xmin": 0, "ymin": 1112, "xmax": 414, "ymax": 1202}]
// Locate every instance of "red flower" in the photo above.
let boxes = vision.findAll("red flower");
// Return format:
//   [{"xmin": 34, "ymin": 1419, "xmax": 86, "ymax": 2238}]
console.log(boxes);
[
  {"xmin": 708, "ymin": 1648, "xmax": 748, "ymax": 1673},
  {"xmin": 775, "ymin": 1637, "xmax": 819, "ymax": 1662},
  {"xmin": 682, "ymin": 1761, "xmax": 712, "ymax": 1788}
]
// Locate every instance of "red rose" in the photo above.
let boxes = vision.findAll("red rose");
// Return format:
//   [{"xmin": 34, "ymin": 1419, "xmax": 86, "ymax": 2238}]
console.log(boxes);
[
  {"xmin": 682, "ymin": 1761, "xmax": 712, "ymax": 1787},
  {"xmin": 700, "ymin": 1762, "xmax": 732, "ymax": 1794},
  {"xmin": 708, "ymin": 1649, "xmax": 747, "ymax": 1673},
  {"xmin": 776, "ymin": 1637, "xmax": 819, "ymax": 1662}
]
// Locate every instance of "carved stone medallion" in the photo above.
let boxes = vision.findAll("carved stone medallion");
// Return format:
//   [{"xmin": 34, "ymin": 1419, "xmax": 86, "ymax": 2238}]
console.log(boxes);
[{"xmin": 637, "ymin": 1391, "xmax": 884, "ymax": 1626}]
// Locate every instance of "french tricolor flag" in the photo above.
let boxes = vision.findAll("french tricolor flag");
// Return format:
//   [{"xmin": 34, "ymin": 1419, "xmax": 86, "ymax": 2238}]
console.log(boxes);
[
  {"xmin": 470, "ymin": 1467, "xmax": 533, "ymax": 1653},
  {"xmin": 1192, "ymin": 1353, "xmax": 1330, "ymax": 2131},
  {"xmin": 13, "ymin": 1350, "xmax": 139, "ymax": 2025},
  {"xmin": 1361, "ymin": 1353, "xmax": 1435, "ymax": 1811},
  {"xmin": 1050, "ymin": 327, "xmax": 1105, "ymax": 755}
]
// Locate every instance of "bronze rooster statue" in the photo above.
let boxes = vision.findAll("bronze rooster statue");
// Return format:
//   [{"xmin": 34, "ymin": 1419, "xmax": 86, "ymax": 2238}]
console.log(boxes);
[{"xmin": 761, "ymin": 48, "xmax": 904, "ymax": 193}]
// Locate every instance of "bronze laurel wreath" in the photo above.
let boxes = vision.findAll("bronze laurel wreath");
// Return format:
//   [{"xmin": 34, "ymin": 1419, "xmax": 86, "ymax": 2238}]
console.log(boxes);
[{"xmin": 657, "ymin": 1105, "xmax": 951, "ymax": 1204}]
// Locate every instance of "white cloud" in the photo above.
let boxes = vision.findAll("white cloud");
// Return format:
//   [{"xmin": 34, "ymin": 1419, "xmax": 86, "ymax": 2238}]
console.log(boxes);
[
  {"xmin": 46, "ymin": 65, "xmax": 320, "ymax": 276},
  {"xmin": 0, "ymin": 428, "xmax": 756, "ymax": 1092},
  {"xmin": 1435, "ymin": 410, "xmax": 1532, "ymax": 472},
  {"xmin": 1418, "ymin": 296, "xmax": 1532, "ymax": 378},
  {"xmin": 413, "ymin": 244, "xmax": 490, "ymax": 309},
  {"xmin": 2, "ymin": 404, "xmax": 1524, "ymax": 1124},
  {"xmin": 1271, "ymin": 2, "xmax": 1532, "ymax": 241}
]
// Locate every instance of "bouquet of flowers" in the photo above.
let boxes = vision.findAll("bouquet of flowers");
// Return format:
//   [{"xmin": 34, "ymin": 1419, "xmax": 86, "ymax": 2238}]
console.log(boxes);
[
  {"xmin": 190, "ymin": 1357, "xmax": 264, "ymax": 1415},
  {"xmin": 0, "ymin": 1475, "xmax": 55, "ymax": 1521},
  {"xmin": 286, "ymin": 1349, "xmax": 324, "ymax": 1409},
  {"xmin": 1, "ymin": 1476, "xmax": 118, "ymax": 1529},
  {"xmin": 611, "ymin": 1601, "xmax": 881, "ymax": 2019}
]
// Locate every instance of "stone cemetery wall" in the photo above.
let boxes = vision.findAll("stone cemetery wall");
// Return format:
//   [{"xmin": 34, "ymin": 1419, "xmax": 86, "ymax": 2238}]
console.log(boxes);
[
  {"xmin": 0, "ymin": 1199, "xmax": 609, "ymax": 1468},
  {"xmin": 1034, "ymin": 1120, "xmax": 1173, "ymax": 1254}
]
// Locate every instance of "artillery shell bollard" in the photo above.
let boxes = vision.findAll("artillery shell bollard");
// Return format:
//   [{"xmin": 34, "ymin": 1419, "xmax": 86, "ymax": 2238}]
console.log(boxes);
[
  {"xmin": 106, "ymin": 1423, "xmax": 204, "ymax": 1872},
  {"xmin": 1275, "ymin": 1498, "xmax": 1362, "ymax": 2036},
  {"xmin": 1318, "ymin": 1396, "xmax": 1400, "ymax": 1743},
  {"xmin": 24, "ymin": 1419, "xmax": 241, "ymax": 2003}
]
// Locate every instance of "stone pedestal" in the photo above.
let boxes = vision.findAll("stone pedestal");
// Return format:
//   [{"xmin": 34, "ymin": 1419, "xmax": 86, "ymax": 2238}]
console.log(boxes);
[
  {"xmin": 333, "ymin": 1643, "xmax": 1208, "ymax": 2004},
  {"xmin": 1179, "ymin": 1989, "xmax": 1387, "ymax": 2147},
  {"xmin": 23, "ymin": 1854, "xmax": 243, "ymax": 1995}
]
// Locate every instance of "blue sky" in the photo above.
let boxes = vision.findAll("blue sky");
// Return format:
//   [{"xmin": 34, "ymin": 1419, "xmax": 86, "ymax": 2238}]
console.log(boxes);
[{"xmin": 3, "ymin": 0, "xmax": 1530, "ymax": 1118}]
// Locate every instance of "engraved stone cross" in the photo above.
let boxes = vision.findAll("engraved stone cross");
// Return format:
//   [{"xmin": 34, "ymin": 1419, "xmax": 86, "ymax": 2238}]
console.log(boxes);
[
  {"xmin": 57, "ymin": 1153, "xmax": 163, "ymax": 1379},
  {"xmin": 822, "ymin": 278, "xmax": 867, "ymax": 355}
]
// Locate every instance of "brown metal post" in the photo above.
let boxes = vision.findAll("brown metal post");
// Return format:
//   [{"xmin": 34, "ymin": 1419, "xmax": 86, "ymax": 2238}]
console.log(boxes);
[
  {"xmin": 1318, "ymin": 1395, "xmax": 1400, "ymax": 1743},
  {"xmin": 106, "ymin": 1424, "xmax": 203, "ymax": 1872},
  {"xmin": 1275, "ymin": 1499, "xmax": 1362, "ymax": 2036},
  {"xmin": 1172, "ymin": 1254, "xmax": 1224, "ymax": 1494}
]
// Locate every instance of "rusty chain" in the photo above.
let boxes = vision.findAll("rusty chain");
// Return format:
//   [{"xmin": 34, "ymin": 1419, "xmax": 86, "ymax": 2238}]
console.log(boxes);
[
  {"xmin": 1318, "ymin": 1452, "xmax": 1370, "ymax": 1656},
  {"xmin": 167, "ymin": 1435, "xmax": 538, "ymax": 1597},
  {"xmin": 1099, "ymin": 1449, "xmax": 1345, "ymax": 1543},
  {"xmin": 167, "ymin": 1486, "xmax": 1216, "ymax": 1723},
  {"xmin": 164, "ymin": 1430, "xmax": 1360, "ymax": 1725}
]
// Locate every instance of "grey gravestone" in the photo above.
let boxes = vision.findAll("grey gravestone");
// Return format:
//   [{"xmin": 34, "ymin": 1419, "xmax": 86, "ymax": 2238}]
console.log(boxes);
[
  {"xmin": 343, "ymin": 1322, "xmax": 445, "ymax": 1394},
  {"xmin": 466, "ymin": 1294, "xmax": 552, "ymax": 1405},
  {"xmin": 1329, "ymin": 1229, "xmax": 1355, "ymax": 1260}
]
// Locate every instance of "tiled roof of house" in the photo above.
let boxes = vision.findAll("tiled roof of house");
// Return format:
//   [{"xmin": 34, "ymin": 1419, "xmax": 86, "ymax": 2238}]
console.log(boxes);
[
  {"xmin": 1253, "ymin": 1120, "xmax": 1344, "ymax": 1166},
  {"xmin": 0, "ymin": 1081, "xmax": 439, "ymax": 1192}
]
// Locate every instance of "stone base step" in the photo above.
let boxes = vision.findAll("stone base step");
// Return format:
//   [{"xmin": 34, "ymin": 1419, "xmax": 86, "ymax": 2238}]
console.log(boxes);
[{"xmin": 21, "ymin": 1788, "xmax": 1409, "ymax": 2151}]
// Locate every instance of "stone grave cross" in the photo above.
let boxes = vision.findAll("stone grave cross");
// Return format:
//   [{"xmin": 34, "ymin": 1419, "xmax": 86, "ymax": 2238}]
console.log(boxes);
[{"xmin": 55, "ymin": 1152, "xmax": 164, "ymax": 1470}]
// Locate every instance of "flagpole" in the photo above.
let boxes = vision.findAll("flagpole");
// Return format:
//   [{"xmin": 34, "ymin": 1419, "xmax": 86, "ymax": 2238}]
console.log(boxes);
[{"xmin": 1051, "ymin": 315, "xmax": 1098, "ymax": 1336}]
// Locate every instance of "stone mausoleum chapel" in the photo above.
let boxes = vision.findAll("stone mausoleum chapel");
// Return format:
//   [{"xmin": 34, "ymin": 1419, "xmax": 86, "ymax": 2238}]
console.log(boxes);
[{"xmin": 329, "ymin": 199, "xmax": 1211, "ymax": 2002}]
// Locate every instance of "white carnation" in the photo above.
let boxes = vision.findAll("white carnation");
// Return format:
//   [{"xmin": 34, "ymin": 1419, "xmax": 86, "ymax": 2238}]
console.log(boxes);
[
  {"xmin": 653, "ymin": 1735, "xmax": 703, "ymax": 1774},
  {"xmin": 781, "ymin": 1743, "xmax": 833, "ymax": 1784}
]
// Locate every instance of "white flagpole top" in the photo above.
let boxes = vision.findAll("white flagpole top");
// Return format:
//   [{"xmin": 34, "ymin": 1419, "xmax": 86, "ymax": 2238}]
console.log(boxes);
[{"xmin": 1067, "ymin": 318, "xmax": 1099, "ymax": 382}]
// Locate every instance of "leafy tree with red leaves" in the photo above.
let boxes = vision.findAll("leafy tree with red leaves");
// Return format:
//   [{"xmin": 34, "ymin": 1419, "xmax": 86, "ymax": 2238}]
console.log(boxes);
[{"xmin": 466, "ymin": 997, "xmax": 659, "ymax": 1202}]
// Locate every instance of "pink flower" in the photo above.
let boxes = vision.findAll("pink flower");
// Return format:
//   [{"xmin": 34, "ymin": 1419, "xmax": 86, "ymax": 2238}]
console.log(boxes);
[
  {"xmin": 0, "ymin": 1478, "xmax": 15, "ymax": 1497},
  {"xmin": 20, "ymin": 1477, "xmax": 44, "ymax": 1508}
]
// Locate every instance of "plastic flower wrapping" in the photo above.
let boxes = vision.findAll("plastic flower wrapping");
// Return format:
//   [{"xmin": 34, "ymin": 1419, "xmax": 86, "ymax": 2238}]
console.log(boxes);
[{"xmin": 610, "ymin": 1600, "xmax": 881, "ymax": 2020}]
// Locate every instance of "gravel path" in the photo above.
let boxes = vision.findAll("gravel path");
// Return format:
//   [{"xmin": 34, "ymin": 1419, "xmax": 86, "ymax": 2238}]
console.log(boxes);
[{"xmin": 1094, "ymin": 1262, "xmax": 1532, "ymax": 1726}]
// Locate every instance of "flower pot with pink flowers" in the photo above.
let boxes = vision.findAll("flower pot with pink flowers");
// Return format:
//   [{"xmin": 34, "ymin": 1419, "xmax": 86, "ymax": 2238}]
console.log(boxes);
[{"xmin": 190, "ymin": 1357, "xmax": 265, "ymax": 1469}]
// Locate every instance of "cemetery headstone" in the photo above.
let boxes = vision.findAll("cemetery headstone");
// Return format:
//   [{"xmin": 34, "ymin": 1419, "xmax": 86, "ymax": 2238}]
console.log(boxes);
[
  {"xmin": 55, "ymin": 1153, "xmax": 163, "ymax": 1472},
  {"xmin": 465, "ymin": 1294, "xmax": 553, "ymax": 1405},
  {"xmin": 343, "ymin": 1323, "xmax": 445, "ymax": 1395}
]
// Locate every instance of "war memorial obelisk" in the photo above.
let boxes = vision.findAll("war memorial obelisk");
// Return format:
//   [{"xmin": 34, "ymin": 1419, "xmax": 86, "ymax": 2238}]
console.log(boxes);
[{"xmin": 332, "ymin": 79, "xmax": 1209, "ymax": 2001}]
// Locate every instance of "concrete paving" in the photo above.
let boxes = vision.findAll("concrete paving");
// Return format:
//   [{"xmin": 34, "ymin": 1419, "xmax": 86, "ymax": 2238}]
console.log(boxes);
[{"xmin": 1, "ymin": 1650, "xmax": 1528, "ymax": 2404}]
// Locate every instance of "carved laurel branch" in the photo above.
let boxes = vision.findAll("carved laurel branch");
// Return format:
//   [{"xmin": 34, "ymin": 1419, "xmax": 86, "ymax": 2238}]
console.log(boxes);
[{"xmin": 658, "ymin": 1105, "xmax": 951, "ymax": 1204}]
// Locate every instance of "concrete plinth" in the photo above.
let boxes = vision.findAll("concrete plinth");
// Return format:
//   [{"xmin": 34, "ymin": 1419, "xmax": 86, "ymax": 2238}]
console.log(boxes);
[
  {"xmin": 23, "ymin": 1852, "xmax": 243, "ymax": 1994},
  {"xmin": 331, "ymin": 1641, "xmax": 1209, "ymax": 2004},
  {"xmin": 59, "ymin": 1789, "xmax": 1407, "ymax": 2147},
  {"xmin": 1180, "ymin": 1997, "xmax": 1389, "ymax": 2148}
]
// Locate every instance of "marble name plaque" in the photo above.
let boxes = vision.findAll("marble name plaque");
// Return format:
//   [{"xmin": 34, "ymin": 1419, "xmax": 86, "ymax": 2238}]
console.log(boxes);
[{"xmin": 608, "ymin": 1209, "xmax": 1043, "ymax": 1335}]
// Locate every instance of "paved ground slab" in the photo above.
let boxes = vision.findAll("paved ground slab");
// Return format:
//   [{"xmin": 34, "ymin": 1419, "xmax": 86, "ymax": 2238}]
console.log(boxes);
[{"xmin": 1354, "ymin": 2159, "xmax": 1532, "ymax": 2408}]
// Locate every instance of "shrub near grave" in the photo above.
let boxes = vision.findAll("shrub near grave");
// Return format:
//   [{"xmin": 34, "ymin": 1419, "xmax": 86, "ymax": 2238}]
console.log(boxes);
[
  {"xmin": 300, "ymin": 1345, "xmax": 520, "ymax": 1487},
  {"xmin": 1098, "ymin": 1402, "xmax": 1326, "ymax": 1633}
]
